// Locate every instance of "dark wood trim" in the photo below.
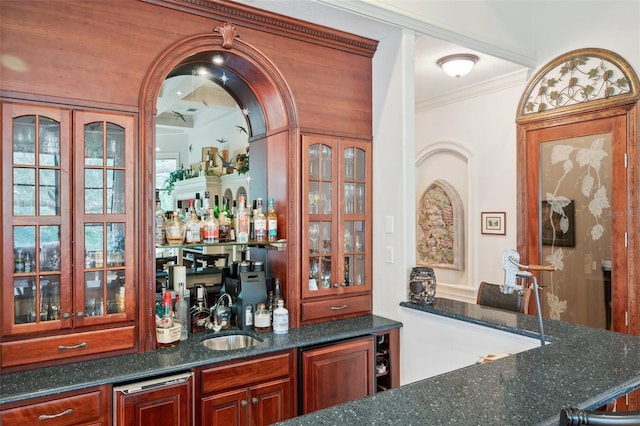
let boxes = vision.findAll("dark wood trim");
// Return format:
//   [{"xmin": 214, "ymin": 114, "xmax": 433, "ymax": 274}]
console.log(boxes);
[{"xmin": 141, "ymin": 0, "xmax": 378, "ymax": 57}]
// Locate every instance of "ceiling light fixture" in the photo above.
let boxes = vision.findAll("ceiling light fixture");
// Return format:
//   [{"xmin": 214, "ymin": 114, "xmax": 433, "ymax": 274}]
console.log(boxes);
[{"xmin": 437, "ymin": 54, "xmax": 479, "ymax": 78}]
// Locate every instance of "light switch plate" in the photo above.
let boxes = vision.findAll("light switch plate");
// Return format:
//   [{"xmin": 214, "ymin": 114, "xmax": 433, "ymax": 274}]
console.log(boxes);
[{"xmin": 385, "ymin": 216, "xmax": 394, "ymax": 233}]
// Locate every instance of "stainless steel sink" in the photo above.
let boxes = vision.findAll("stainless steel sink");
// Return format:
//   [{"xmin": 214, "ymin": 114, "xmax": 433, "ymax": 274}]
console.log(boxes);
[{"xmin": 201, "ymin": 332, "xmax": 263, "ymax": 350}]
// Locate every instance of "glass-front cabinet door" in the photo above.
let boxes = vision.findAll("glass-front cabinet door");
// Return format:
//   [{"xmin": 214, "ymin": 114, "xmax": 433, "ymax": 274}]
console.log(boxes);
[
  {"xmin": 2, "ymin": 104, "xmax": 135, "ymax": 336},
  {"xmin": 3, "ymin": 104, "xmax": 71, "ymax": 335},
  {"xmin": 302, "ymin": 135, "xmax": 371, "ymax": 300},
  {"xmin": 74, "ymin": 111, "xmax": 135, "ymax": 326}
]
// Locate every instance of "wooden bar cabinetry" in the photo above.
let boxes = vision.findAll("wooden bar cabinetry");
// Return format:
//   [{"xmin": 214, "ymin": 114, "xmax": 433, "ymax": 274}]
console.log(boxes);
[{"xmin": 1, "ymin": 103, "xmax": 137, "ymax": 371}]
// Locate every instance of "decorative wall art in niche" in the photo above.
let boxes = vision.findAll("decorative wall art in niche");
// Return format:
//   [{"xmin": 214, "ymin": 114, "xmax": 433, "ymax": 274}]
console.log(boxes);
[{"xmin": 416, "ymin": 180, "xmax": 464, "ymax": 270}]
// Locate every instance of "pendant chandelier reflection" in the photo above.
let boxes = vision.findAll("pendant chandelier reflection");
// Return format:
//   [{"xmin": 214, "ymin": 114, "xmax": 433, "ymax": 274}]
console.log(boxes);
[{"xmin": 437, "ymin": 54, "xmax": 479, "ymax": 78}]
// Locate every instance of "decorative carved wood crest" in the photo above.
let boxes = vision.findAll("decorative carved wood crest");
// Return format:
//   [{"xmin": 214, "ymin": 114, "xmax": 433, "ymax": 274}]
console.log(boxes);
[{"xmin": 215, "ymin": 22, "xmax": 239, "ymax": 49}]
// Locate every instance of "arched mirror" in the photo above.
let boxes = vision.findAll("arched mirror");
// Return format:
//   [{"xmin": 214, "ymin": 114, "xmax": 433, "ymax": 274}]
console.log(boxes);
[{"xmin": 516, "ymin": 48, "xmax": 639, "ymax": 333}]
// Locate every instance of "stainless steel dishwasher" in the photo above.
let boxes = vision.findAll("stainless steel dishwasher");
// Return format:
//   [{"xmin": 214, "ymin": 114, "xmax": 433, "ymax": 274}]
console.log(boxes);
[{"xmin": 113, "ymin": 371, "xmax": 194, "ymax": 425}]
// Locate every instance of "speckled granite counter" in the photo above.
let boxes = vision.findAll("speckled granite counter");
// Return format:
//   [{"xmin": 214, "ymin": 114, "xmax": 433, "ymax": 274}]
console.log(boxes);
[
  {"xmin": 280, "ymin": 299, "xmax": 640, "ymax": 426},
  {"xmin": 0, "ymin": 315, "xmax": 401, "ymax": 405}
]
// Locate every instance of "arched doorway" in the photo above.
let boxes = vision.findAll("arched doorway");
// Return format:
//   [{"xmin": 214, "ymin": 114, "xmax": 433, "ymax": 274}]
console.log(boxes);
[{"xmin": 138, "ymin": 24, "xmax": 299, "ymax": 350}]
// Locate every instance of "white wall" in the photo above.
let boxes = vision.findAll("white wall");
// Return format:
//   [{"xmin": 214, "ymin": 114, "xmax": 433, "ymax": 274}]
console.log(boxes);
[{"xmin": 369, "ymin": 1, "xmax": 640, "ymax": 384}]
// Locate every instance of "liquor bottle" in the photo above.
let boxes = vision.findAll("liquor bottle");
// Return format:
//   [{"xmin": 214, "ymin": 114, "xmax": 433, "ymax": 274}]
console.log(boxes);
[
  {"xmin": 228, "ymin": 199, "xmax": 236, "ymax": 242},
  {"xmin": 218, "ymin": 197, "xmax": 229, "ymax": 242},
  {"xmin": 191, "ymin": 285, "xmax": 209, "ymax": 333},
  {"xmin": 249, "ymin": 200, "xmax": 257, "ymax": 240},
  {"xmin": 213, "ymin": 195, "xmax": 220, "ymax": 219},
  {"xmin": 272, "ymin": 299, "xmax": 289, "ymax": 334},
  {"xmin": 202, "ymin": 191, "xmax": 211, "ymax": 220},
  {"xmin": 202, "ymin": 208, "xmax": 219, "ymax": 244},
  {"xmin": 236, "ymin": 195, "xmax": 250, "ymax": 243},
  {"xmin": 155, "ymin": 191, "xmax": 166, "ymax": 246},
  {"xmin": 254, "ymin": 198, "xmax": 267, "ymax": 242},
  {"xmin": 185, "ymin": 212, "xmax": 202, "ymax": 244},
  {"xmin": 194, "ymin": 193, "xmax": 202, "ymax": 218},
  {"xmin": 156, "ymin": 292, "xmax": 180, "ymax": 348},
  {"xmin": 254, "ymin": 303, "xmax": 271, "ymax": 332},
  {"xmin": 267, "ymin": 197, "xmax": 278, "ymax": 242},
  {"xmin": 165, "ymin": 211, "xmax": 186, "ymax": 245},
  {"xmin": 175, "ymin": 285, "xmax": 189, "ymax": 341},
  {"xmin": 266, "ymin": 290, "xmax": 275, "ymax": 321},
  {"xmin": 176, "ymin": 200, "xmax": 185, "ymax": 222}
]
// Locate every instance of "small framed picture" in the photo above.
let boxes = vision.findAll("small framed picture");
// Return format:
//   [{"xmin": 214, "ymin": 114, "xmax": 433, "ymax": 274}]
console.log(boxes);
[{"xmin": 481, "ymin": 212, "xmax": 506, "ymax": 235}]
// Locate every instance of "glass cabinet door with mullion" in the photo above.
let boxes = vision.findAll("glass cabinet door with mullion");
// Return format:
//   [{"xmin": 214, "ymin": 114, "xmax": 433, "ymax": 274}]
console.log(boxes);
[
  {"xmin": 73, "ymin": 111, "xmax": 135, "ymax": 326},
  {"xmin": 303, "ymin": 136, "xmax": 338, "ymax": 297},
  {"xmin": 302, "ymin": 135, "xmax": 371, "ymax": 299},
  {"xmin": 2, "ymin": 103, "xmax": 72, "ymax": 336},
  {"xmin": 340, "ymin": 140, "xmax": 371, "ymax": 293}
]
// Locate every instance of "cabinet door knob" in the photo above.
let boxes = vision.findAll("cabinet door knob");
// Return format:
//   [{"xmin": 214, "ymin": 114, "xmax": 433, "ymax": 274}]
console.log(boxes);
[
  {"xmin": 76, "ymin": 311, "xmax": 84, "ymax": 318},
  {"xmin": 252, "ymin": 397, "xmax": 258, "ymax": 405},
  {"xmin": 241, "ymin": 400, "xmax": 248, "ymax": 407},
  {"xmin": 62, "ymin": 312, "xmax": 71, "ymax": 319}
]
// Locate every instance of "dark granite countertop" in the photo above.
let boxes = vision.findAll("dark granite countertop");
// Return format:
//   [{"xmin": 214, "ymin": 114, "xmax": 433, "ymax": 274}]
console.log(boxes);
[
  {"xmin": 0, "ymin": 315, "xmax": 401, "ymax": 406},
  {"xmin": 281, "ymin": 298, "xmax": 640, "ymax": 426}
]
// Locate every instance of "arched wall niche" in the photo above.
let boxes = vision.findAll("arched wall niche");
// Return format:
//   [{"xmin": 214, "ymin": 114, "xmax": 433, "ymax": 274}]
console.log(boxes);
[
  {"xmin": 415, "ymin": 142, "xmax": 476, "ymax": 301},
  {"xmin": 138, "ymin": 26, "xmax": 299, "ymax": 350}
]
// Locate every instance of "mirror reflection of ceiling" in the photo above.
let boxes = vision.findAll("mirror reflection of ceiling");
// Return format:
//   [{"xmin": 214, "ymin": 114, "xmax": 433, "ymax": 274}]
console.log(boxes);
[
  {"xmin": 157, "ymin": 75, "xmax": 239, "ymax": 131},
  {"xmin": 156, "ymin": 51, "xmax": 266, "ymax": 136}
]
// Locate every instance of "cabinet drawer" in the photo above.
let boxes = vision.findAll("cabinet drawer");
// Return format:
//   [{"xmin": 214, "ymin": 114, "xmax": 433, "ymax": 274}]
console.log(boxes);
[
  {"xmin": 302, "ymin": 294, "xmax": 371, "ymax": 322},
  {"xmin": 1, "ymin": 326, "xmax": 135, "ymax": 368},
  {"xmin": 200, "ymin": 351, "xmax": 291, "ymax": 394},
  {"xmin": 0, "ymin": 385, "xmax": 109, "ymax": 425}
]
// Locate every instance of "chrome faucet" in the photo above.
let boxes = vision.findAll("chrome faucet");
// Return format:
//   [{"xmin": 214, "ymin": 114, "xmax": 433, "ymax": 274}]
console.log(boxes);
[{"xmin": 211, "ymin": 293, "xmax": 233, "ymax": 330}]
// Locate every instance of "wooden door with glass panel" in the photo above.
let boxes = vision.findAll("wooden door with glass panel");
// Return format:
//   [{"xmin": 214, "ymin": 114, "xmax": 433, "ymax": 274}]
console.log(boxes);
[
  {"xmin": 302, "ymin": 135, "xmax": 371, "ymax": 299},
  {"xmin": 2, "ymin": 104, "xmax": 71, "ymax": 335}
]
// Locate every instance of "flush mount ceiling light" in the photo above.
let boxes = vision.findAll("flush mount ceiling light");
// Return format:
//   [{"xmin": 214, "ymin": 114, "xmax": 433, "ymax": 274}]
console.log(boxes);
[{"xmin": 437, "ymin": 54, "xmax": 479, "ymax": 78}]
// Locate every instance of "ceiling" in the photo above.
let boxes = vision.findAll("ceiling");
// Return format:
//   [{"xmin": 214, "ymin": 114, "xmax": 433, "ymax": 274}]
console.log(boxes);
[{"xmin": 158, "ymin": 0, "xmax": 530, "ymax": 129}]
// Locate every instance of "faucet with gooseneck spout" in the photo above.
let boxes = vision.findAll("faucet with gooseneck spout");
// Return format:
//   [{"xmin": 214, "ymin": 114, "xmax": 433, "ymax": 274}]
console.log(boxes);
[{"xmin": 211, "ymin": 293, "xmax": 233, "ymax": 331}]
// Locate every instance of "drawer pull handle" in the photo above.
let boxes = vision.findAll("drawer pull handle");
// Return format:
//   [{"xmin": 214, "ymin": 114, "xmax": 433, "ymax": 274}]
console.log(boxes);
[
  {"xmin": 38, "ymin": 408, "xmax": 73, "ymax": 420},
  {"xmin": 330, "ymin": 305, "xmax": 347, "ymax": 310},
  {"xmin": 57, "ymin": 342, "xmax": 87, "ymax": 350}
]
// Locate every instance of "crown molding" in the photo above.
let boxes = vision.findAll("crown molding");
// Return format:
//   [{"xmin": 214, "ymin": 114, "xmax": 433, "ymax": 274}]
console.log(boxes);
[{"xmin": 416, "ymin": 69, "xmax": 530, "ymax": 112}]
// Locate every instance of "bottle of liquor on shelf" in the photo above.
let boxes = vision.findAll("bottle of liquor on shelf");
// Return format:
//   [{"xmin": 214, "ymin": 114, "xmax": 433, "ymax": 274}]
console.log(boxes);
[
  {"xmin": 165, "ymin": 211, "xmax": 186, "ymax": 245},
  {"xmin": 267, "ymin": 197, "xmax": 278, "ymax": 242},
  {"xmin": 185, "ymin": 211, "xmax": 202, "ymax": 244},
  {"xmin": 202, "ymin": 208, "xmax": 219, "ymax": 244},
  {"xmin": 249, "ymin": 199, "xmax": 257, "ymax": 241},
  {"xmin": 228, "ymin": 199, "xmax": 236, "ymax": 242},
  {"xmin": 155, "ymin": 191, "xmax": 166, "ymax": 246},
  {"xmin": 156, "ymin": 292, "xmax": 180, "ymax": 348},
  {"xmin": 202, "ymin": 191, "xmax": 211, "ymax": 220},
  {"xmin": 272, "ymin": 299, "xmax": 289, "ymax": 334},
  {"xmin": 176, "ymin": 200, "xmax": 185, "ymax": 222},
  {"xmin": 254, "ymin": 198, "xmax": 267, "ymax": 242},
  {"xmin": 213, "ymin": 195, "xmax": 220, "ymax": 219},
  {"xmin": 194, "ymin": 193, "xmax": 202, "ymax": 218},
  {"xmin": 236, "ymin": 195, "xmax": 250, "ymax": 243},
  {"xmin": 175, "ymin": 284, "xmax": 189, "ymax": 341},
  {"xmin": 254, "ymin": 303, "xmax": 271, "ymax": 332},
  {"xmin": 218, "ymin": 197, "xmax": 230, "ymax": 242},
  {"xmin": 191, "ymin": 285, "xmax": 209, "ymax": 333}
]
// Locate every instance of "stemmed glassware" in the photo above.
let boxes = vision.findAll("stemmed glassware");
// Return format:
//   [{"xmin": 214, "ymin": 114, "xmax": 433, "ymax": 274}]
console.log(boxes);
[
  {"xmin": 308, "ymin": 222, "xmax": 319, "ymax": 253},
  {"xmin": 321, "ymin": 145, "xmax": 331, "ymax": 178},
  {"xmin": 309, "ymin": 145, "xmax": 319, "ymax": 178}
]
